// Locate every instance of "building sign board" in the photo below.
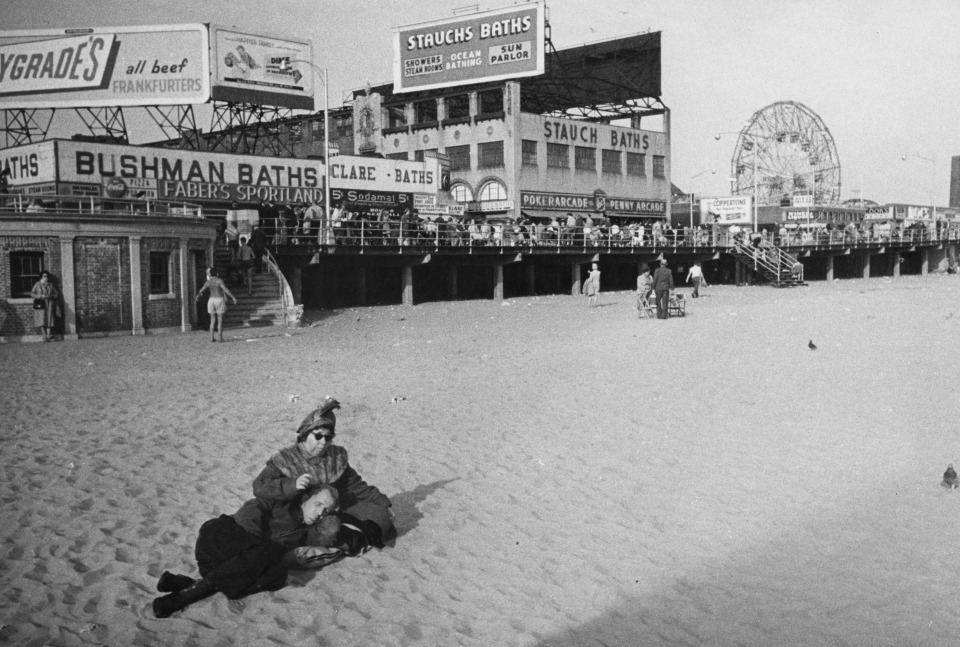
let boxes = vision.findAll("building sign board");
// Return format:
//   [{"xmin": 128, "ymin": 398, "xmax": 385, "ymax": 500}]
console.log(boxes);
[
  {"xmin": 0, "ymin": 24, "xmax": 210, "ymax": 108},
  {"xmin": 54, "ymin": 140, "xmax": 325, "ymax": 204},
  {"xmin": 209, "ymin": 26, "xmax": 313, "ymax": 110},
  {"xmin": 331, "ymin": 188, "xmax": 412, "ymax": 211},
  {"xmin": 329, "ymin": 157, "xmax": 440, "ymax": 193},
  {"xmin": 393, "ymin": 2, "xmax": 544, "ymax": 93},
  {"xmin": 521, "ymin": 191, "xmax": 665, "ymax": 216},
  {"xmin": 700, "ymin": 196, "xmax": 752, "ymax": 224}
]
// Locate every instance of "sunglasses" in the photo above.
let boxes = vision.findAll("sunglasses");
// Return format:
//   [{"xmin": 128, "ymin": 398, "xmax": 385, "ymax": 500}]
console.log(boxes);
[{"xmin": 312, "ymin": 431, "xmax": 335, "ymax": 442}]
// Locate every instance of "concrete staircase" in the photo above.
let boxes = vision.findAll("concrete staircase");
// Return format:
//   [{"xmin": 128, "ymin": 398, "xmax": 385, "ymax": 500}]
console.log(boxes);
[{"xmin": 213, "ymin": 247, "xmax": 287, "ymax": 327}]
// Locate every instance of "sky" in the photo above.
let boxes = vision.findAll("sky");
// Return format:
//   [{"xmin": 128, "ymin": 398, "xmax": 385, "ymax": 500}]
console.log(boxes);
[{"xmin": 4, "ymin": 0, "xmax": 959, "ymax": 206}]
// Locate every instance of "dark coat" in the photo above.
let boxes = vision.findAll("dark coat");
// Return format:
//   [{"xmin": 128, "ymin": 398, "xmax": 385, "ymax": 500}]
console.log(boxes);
[{"xmin": 652, "ymin": 265, "xmax": 674, "ymax": 290}]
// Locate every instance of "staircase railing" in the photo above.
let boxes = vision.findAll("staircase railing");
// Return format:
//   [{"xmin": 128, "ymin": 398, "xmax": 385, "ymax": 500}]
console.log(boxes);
[
  {"xmin": 261, "ymin": 249, "xmax": 302, "ymax": 326},
  {"xmin": 731, "ymin": 240, "xmax": 803, "ymax": 286}
]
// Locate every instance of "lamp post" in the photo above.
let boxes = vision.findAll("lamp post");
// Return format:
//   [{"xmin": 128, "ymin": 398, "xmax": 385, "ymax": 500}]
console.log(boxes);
[
  {"xmin": 280, "ymin": 58, "xmax": 330, "ymax": 230},
  {"xmin": 901, "ymin": 153, "xmax": 937, "ymax": 222},
  {"xmin": 686, "ymin": 169, "xmax": 716, "ymax": 228},
  {"xmin": 715, "ymin": 131, "xmax": 762, "ymax": 231}
]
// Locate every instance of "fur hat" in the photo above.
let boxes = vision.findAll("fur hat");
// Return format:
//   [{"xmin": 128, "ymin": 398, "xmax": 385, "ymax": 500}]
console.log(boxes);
[{"xmin": 296, "ymin": 396, "xmax": 341, "ymax": 442}]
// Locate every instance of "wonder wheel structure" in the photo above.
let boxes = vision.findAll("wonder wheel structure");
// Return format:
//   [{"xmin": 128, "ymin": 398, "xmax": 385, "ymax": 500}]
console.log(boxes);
[{"xmin": 730, "ymin": 101, "xmax": 841, "ymax": 206}]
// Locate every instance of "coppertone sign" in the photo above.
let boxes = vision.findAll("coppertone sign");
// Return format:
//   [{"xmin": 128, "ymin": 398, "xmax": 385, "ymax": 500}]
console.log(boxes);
[
  {"xmin": 392, "ymin": 1, "xmax": 544, "ymax": 93},
  {"xmin": 0, "ymin": 24, "xmax": 209, "ymax": 108}
]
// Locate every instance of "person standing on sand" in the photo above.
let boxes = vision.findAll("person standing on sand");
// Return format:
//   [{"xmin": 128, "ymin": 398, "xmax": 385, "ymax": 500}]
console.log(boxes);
[
  {"xmin": 152, "ymin": 485, "xmax": 344, "ymax": 618},
  {"xmin": 651, "ymin": 257, "xmax": 674, "ymax": 319},
  {"xmin": 686, "ymin": 261, "xmax": 705, "ymax": 298},
  {"xmin": 31, "ymin": 270, "xmax": 59, "ymax": 341},
  {"xmin": 583, "ymin": 262, "xmax": 601, "ymax": 307},
  {"xmin": 252, "ymin": 397, "xmax": 395, "ymax": 545},
  {"xmin": 196, "ymin": 267, "xmax": 237, "ymax": 342}
]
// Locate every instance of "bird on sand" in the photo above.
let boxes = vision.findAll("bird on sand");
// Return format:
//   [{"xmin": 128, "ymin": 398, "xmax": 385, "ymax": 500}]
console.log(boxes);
[
  {"xmin": 808, "ymin": 340, "xmax": 817, "ymax": 350},
  {"xmin": 942, "ymin": 464, "xmax": 959, "ymax": 489}
]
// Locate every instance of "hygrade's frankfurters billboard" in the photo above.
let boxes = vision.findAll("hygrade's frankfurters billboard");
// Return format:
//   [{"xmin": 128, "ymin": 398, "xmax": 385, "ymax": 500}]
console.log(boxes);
[
  {"xmin": 0, "ymin": 24, "xmax": 210, "ymax": 108},
  {"xmin": 392, "ymin": 1, "xmax": 545, "ymax": 93},
  {"xmin": 0, "ymin": 24, "xmax": 314, "ymax": 110}
]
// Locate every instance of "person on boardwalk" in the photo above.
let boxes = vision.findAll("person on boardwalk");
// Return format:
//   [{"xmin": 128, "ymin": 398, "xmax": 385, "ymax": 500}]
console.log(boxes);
[
  {"xmin": 152, "ymin": 485, "xmax": 344, "ymax": 618},
  {"xmin": 583, "ymin": 262, "xmax": 601, "ymax": 307},
  {"xmin": 31, "ymin": 270, "xmax": 59, "ymax": 341},
  {"xmin": 253, "ymin": 396, "xmax": 395, "ymax": 545},
  {"xmin": 237, "ymin": 237, "xmax": 256, "ymax": 295},
  {"xmin": 686, "ymin": 261, "xmax": 706, "ymax": 298},
  {"xmin": 196, "ymin": 267, "xmax": 237, "ymax": 342},
  {"xmin": 249, "ymin": 224, "xmax": 267, "ymax": 273},
  {"xmin": 652, "ymin": 257, "xmax": 674, "ymax": 319}
]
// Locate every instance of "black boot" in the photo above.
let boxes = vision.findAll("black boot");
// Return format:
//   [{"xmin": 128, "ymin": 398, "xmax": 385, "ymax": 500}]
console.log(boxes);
[
  {"xmin": 157, "ymin": 571, "xmax": 197, "ymax": 593},
  {"xmin": 153, "ymin": 579, "xmax": 215, "ymax": 618}
]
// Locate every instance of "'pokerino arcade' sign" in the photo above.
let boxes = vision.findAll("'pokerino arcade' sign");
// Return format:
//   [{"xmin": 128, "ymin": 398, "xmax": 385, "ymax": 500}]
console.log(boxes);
[
  {"xmin": 0, "ymin": 24, "xmax": 210, "ymax": 108},
  {"xmin": 392, "ymin": 1, "xmax": 545, "ymax": 93}
]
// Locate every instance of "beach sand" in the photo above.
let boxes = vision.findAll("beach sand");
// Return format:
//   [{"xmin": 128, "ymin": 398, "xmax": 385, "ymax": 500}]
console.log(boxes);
[{"xmin": 2, "ymin": 275, "xmax": 960, "ymax": 646}]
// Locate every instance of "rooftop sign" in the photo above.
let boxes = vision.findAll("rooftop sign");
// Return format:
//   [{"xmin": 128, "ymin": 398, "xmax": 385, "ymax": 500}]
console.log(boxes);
[
  {"xmin": 392, "ymin": 2, "xmax": 545, "ymax": 93},
  {"xmin": 0, "ymin": 24, "xmax": 210, "ymax": 108}
]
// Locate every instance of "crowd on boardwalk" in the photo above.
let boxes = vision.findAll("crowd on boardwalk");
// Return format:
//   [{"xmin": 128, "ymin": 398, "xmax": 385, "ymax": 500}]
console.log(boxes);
[{"xmin": 234, "ymin": 199, "xmax": 960, "ymax": 251}]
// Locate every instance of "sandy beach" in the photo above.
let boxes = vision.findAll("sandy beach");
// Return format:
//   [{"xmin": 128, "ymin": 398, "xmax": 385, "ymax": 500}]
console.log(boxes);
[{"xmin": 2, "ymin": 275, "xmax": 960, "ymax": 646}]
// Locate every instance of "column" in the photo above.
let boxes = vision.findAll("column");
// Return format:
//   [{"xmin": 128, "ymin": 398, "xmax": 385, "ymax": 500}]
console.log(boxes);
[
  {"xmin": 525, "ymin": 263, "xmax": 535, "ymax": 296},
  {"xmin": 921, "ymin": 248, "xmax": 929, "ymax": 276},
  {"xmin": 571, "ymin": 263, "xmax": 582, "ymax": 296},
  {"xmin": 402, "ymin": 265, "xmax": 414, "ymax": 306},
  {"xmin": 357, "ymin": 267, "xmax": 367, "ymax": 307},
  {"xmin": 862, "ymin": 255, "xmax": 870, "ymax": 280},
  {"xmin": 447, "ymin": 265, "xmax": 458, "ymax": 300},
  {"xmin": 58, "ymin": 236, "xmax": 78, "ymax": 340},
  {"xmin": 825, "ymin": 254, "xmax": 834, "ymax": 282},
  {"xmin": 129, "ymin": 236, "xmax": 144, "ymax": 335},
  {"xmin": 179, "ymin": 238, "xmax": 190, "ymax": 332},
  {"xmin": 891, "ymin": 252, "xmax": 901, "ymax": 278},
  {"xmin": 493, "ymin": 264, "xmax": 504, "ymax": 301}
]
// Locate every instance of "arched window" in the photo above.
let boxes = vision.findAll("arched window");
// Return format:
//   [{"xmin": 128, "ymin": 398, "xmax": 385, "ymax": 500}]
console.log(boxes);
[
  {"xmin": 450, "ymin": 183, "xmax": 473, "ymax": 203},
  {"xmin": 477, "ymin": 180, "xmax": 507, "ymax": 202}
]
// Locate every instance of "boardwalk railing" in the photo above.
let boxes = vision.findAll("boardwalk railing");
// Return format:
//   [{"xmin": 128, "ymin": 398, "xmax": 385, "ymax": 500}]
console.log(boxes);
[{"xmin": 0, "ymin": 193, "xmax": 204, "ymax": 218}]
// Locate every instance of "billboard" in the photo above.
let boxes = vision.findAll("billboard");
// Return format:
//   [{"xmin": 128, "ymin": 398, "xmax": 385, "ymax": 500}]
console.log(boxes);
[
  {"xmin": 329, "ymin": 156, "xmax": 441, "ymax": 194},
  {"xmin": 0, "ymin": 24, "xmax": 209, "ymax": 108},
  {"xmin": 700, "ymin": 196, "xmax": 753, "ymax": 224},
  {"xmin": 47, "ymin": 140, "xmax": 325, "ymax": 204},
  {"xmin": 393, "ymin": 1, "xmax": 545, "ymax": 93},
  {"xmin": 209, "ymin": 26, "xmax": 313, "ymax": 111}
]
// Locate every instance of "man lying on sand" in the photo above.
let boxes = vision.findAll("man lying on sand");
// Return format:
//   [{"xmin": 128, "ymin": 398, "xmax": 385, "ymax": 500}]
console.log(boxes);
[{"xmin": 153, "ymin": 485, "xmax": 344, "ymax": 618}]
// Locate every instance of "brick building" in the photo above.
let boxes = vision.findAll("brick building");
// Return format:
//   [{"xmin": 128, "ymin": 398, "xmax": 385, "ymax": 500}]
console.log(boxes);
[{"xmin": 0, "ymin": 208, "xmax": 217, "ymax": 341}]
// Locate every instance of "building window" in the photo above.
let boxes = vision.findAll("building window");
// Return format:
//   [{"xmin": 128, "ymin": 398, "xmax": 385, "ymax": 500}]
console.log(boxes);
[
  {"xmin": 335, "ymin": 116, "xmax": 353, "ymax": 138},
  {"xmin": 450, "ymin": 183, "xmax": 473, "ymax": 203},
  {"xmin": 477, "ymin": 89, "xmax": 503, "ymax": 115},
  {"xmin": 386, "ymin": 105, "xmax": 406, "ymax": 129},
  {"xmin": 547, "ymin": 143, "xmax": 569, "ymax": 168},
  {"xmin": 522, "ymin": 140, "xmax": 538, "ymax": 166},
  {"xmin": 626, "ymin": 152, "xmax": 646, "ymax": 176},
  {"xmin": 289, "ymin": 123, "xmax": 303, "ymax": 143},
  {"xmin": 149, "ymin": 251, "xmax": 172, "ymax": 295},
  {"xmin": 311, "ymin": 120, "xmax": 323, "ymax": 138},
  {"xmin": 415, "ymin": 100, "xmax": 437, "ymax": 124},
  {"xmin": 447, "ymin": 145, "xmax": 471, "ymax": 171},
  {"xmin": 478, "ymin": 141, "xmax": 504, "ymax": 168},
  {"xmin": 653, "ymin": 155, "xmax": 665, "ymax": 178},
  {"xmin": 601, "ymin": 149, "xmax": 622, "ymax": 174},
  {"xmin": 445, "ymin": 94, "xmax": 470, "ymax": 121},
  {"xmin": 414, "ymin": 149, "xmax": 437, "ymax": 162},
  {"xmin": 386, "ymin": 152, "xmax": 408, "ymax": 161},
  {"xmin": 478, "ymin": 180, "xmax": 507, "ymax": 202},
  {"xmin": 9, "ymin": 250, "xmax": 44, "ymax": 298},
  {"xmin": 575, "ymin": 146, "xmax": 596, "ymax": 172}
]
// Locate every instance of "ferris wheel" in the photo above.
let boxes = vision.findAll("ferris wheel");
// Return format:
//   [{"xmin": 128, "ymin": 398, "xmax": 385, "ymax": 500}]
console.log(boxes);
[{"xmin": 730, "ymin": 101, "xmax": 841, "ymax": 206}]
